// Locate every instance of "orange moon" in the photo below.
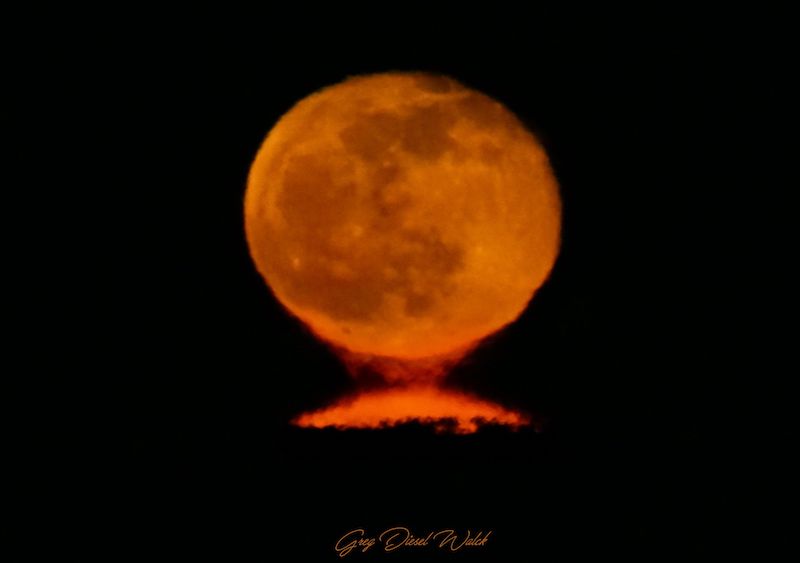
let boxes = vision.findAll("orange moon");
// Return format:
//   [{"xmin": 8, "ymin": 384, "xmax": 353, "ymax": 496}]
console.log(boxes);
[{"xmin": 245, "ymin": 72, "xmax": 561, "ymax": 359}]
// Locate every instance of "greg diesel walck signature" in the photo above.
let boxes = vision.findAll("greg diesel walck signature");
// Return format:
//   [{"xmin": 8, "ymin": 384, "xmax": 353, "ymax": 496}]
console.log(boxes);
[{"xmin": 336, "ymin": 527, "xmax": 492, "ymax": 557}]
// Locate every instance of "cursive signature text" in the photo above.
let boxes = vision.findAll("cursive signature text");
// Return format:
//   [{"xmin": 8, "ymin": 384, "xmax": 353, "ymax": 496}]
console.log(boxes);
[{"xmin": 335, "ymin": 527, "xmax": 492, "ymax": 557}]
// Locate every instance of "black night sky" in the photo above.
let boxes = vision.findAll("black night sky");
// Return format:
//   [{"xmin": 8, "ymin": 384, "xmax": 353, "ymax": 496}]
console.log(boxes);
[{"xmin": 6, "ymin": 12, "xmax": 778, "ymax": 562}]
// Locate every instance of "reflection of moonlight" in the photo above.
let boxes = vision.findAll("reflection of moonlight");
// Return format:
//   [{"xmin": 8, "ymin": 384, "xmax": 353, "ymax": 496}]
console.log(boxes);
[{"xmin": 245, "ymin": 73, "xmax": 561, "ymax": 360}]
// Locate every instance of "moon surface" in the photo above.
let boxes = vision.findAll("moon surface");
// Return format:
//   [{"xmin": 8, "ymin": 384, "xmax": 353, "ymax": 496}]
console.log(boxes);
[{"xmin": 245, "ymin": 72, "xmax": 561, "ymax": 359}]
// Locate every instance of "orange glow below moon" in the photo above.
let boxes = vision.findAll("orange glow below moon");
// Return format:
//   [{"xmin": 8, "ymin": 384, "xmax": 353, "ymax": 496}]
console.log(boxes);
[{"xmin": 293, "ymin": 386, "xmax": 530, "ymax": 434}]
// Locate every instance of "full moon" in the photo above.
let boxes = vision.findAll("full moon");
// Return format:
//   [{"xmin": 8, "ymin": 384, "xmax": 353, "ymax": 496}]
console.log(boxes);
[{"xmin": 245, "ymin": 72, "xmax": 561, "ymax": 360}]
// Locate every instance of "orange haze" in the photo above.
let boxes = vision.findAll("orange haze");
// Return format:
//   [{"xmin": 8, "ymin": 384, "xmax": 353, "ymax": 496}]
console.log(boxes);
[{"xmin": 335, "ymin": 346, "xmax": 472, "ymax": 384}]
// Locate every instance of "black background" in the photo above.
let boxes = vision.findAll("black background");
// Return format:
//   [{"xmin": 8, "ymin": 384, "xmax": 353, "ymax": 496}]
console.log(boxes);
[{"xmin": 6, "ymin": 11, "xmax": 779, "ymax": 562}]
